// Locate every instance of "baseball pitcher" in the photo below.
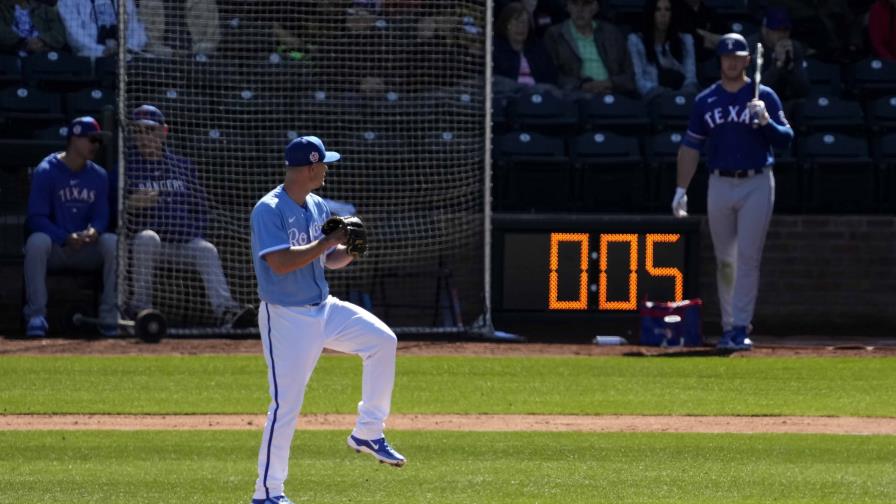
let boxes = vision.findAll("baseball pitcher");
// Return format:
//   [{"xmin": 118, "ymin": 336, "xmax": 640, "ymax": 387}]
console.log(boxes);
[{"xmin": 248, "ymin": 136, "xmax": 405, "ymax": 504}]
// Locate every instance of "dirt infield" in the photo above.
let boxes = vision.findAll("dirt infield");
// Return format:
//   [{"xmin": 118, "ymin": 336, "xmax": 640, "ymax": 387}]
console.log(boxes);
[
  {"xmin": 1, "ymin": 413, "xmax": 894, "ymax": 435},
  {"xmin": 2, "ymin": 337, "xmax": 895, "ymax": 357}
]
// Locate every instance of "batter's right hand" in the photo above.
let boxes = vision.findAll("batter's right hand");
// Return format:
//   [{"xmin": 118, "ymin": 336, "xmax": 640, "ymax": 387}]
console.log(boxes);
[{"xmin": 671, "ymin": 187, "xmax": 688, "ymax": 218}]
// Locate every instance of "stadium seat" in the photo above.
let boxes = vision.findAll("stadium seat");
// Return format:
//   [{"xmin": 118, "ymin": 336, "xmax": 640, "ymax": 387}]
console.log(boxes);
[
  {"xmin": 802, "ymin": 58, "xmax": 841, "ymax": 96},
  {"xmin": 0, "ymin": 54, "xmax": 21, "ymax": 87},
  {"xmin": 0, "ymin": 139, "xmax": 60, "ymax": 170},
  {"xmin": 31, "ymin": 124, "xmax": 69, "ymax": 142},
  {"xmin": 493, "ymin": 131, "xmax": 572, "ymax": 211},
  {"xmin": 579, "ymin": 93, "xmax": 650, "ymax": 134},
  {"xmin": 795, "ymin": 94, "xmax": 864, "ymax": 134},
  {"xmin": 0, "ymin": 86, "xmax": 64, "ymax": 136},
  {"xmin": 354, "ymin": 90, "xmax": 420, "ymax": 132},
  {"xmin": 492, "ymin": 94, "xmax": 510, "ymax": 134},
  {"xmin": 570, "ymin": 131, "xmax": 645, "ymax": 212},
  {"xmin": 65, "ymin": 88, "xmax": 114, "ymax": 118},
  {"xmin": 866, "ymin": 96, "xmax": 896, "ymax": 135},
  {"xmin": 799, "ymin": 133, "xmax": 877, "ymax": 213},
  {"xmin": 771, "ymin": 144, "xmax": 803, "ymax": 214},
  {"xmin": 93, "ymin": 57, "xmax": 117, "ymax": 89},
  {"xmin": 507, "ymin": 90, "xmax": 579, "ymax": 135},
  {"xmin": 719, "ymin": 18, "xmax": 759, "ymax": 38},
  {"xmin": 850, "ymin": 57, "xmax": 896, "ymax": 100},
  {"xmin": 651, "ymin": 93, "xmax": 694, "ymax": 131},
  {"xmin": 21, "ymin": 51, "xmax": 93, "ymax": 90}
]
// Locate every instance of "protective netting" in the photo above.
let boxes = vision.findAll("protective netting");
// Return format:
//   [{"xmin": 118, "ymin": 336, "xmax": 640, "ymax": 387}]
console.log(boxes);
[{"xmin": 119, "ymin": 1, "xmax": 487, "ymax": 329}]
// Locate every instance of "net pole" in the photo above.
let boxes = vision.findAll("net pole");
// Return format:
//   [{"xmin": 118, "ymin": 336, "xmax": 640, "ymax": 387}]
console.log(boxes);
[
  {"xmin": 115, "ymin": 0, "xmax": 128, "ymax": 318},
  {"xmin": 482, "ymin": 0, "xmax": 495, "ymax": 332}
]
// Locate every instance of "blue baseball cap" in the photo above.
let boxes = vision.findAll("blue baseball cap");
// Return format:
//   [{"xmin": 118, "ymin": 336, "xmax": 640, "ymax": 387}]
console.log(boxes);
[
  {"xmin": 68, "ymin": 116, "xmax": 107, "ymax": 139},
  {"xmin": 132, "ymin": 104, "xmax": 166, "ymax": 126},
  {"xmin": 285, "ymin": 136, "xmax": 340, "ymax": 167},
  {"xmin": 717, "ymin": 33, "xmax": 750, "ymax": 57},
  {"xmin": 763, "ymin": 6, "xmax": 791, "ymax": 30}
]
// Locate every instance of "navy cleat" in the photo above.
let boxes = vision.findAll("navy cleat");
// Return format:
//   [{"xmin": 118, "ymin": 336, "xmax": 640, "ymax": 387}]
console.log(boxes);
[
  {"xmin": 98, "ymin": 321, "xmax": 119, "ymax": 337},
  {"xmin": 731, "ymin": 326, "xmax": 753, "ymax": 351},
  {"xmin": 347, "ymin": 434, "xmax": 406, "ymax": 467},
  {"xmin": 251, "ymin": 496, "xmax": 294, "ymax": 504},
  {"xmin": 26, "ymin": 316, "xmax": 48, "ymax": 337},
  {"xmin": 716, "ymin": 329, "xmax": 736, "ymax": 350}
]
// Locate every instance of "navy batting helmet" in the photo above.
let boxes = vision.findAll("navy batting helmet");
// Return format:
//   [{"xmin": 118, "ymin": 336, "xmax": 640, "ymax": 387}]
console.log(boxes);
[{"xmin": 717, "ymin": 33, "xmax": 750, "ymax": 56}]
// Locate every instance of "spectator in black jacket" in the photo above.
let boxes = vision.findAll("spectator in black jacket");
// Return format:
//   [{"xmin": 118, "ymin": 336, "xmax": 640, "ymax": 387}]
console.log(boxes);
[
  {"xmin": 747, "ymin": 7, "xmax": 810, "ymax": 102},
  {"xmin": 493, "ymin": 1, "xmax": 560, "ymax": 97}
]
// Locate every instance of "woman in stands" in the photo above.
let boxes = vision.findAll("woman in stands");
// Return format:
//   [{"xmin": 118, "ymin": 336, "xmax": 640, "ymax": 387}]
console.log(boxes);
[
  {"xmin": 493, "ymin": 1, "xmax": 560, "ymax": 97},
  {"xmin": 627, "ymin": 0, "xmax": 698, "ymax": 101}
]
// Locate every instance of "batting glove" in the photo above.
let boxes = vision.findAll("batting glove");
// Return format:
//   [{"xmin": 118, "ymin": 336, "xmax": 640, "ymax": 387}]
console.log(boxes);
[{"xmin": 671, "ymin": 187, "xmax": 688, "ymax": 218}]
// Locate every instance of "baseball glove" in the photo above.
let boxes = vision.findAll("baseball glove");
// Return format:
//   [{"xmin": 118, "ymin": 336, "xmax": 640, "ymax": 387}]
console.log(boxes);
[
  {"xmin": 321, "ymin": 215, "xmax": 367, "ymax": 258},
  {"xmin": 342, "ymin": 216, "xmax": 367, "ymax": 258}
]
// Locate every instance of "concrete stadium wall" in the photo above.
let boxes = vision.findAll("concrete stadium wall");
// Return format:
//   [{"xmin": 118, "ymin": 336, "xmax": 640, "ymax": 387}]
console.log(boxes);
[{"xmin": 698, "ymin": 216, "xmax": 896, "ymax": 335}]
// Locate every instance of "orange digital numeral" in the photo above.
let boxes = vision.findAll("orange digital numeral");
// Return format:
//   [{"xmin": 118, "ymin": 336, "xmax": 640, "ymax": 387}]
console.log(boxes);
[
  {"xmin": 548, "ymin": 233, "xmax": 589, "ymax": 310},
  {"xmin": 598, "ymin": 234, "xmax": 638, "ymax": 310},
  {"xmin": 645, "ymin": 233, "xmax": 684, "ymax": 302}
]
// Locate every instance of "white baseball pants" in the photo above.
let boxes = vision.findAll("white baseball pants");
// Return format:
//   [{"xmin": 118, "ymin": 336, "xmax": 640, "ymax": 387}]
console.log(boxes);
[{"xmin": 253, "ymin": 296, "xmax": 397, "ymax": 500}]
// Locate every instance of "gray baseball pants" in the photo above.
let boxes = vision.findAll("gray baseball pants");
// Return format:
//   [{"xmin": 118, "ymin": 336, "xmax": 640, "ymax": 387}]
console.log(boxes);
[
  {"xmin": 23, "ymin": 232, "xmax": 118, "ymax": 323},
  {"xmin": 131, "ymin": 229, "xmax": 237, "ymax": 316},
  {"xmin": 707, "ymin": 169, "xmax": 775, "ymax": 330}
]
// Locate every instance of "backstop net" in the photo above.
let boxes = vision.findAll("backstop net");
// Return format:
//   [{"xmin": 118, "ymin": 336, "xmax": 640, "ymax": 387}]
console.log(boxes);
[{"xmin": 118, "ymin": 1, "xmax": 489, "ymax": 333}]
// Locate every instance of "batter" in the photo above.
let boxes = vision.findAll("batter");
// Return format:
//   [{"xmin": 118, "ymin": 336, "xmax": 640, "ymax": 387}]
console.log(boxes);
[{"xmin": 672, "ymin": 33, "xmax": 794, "ymax": 350}]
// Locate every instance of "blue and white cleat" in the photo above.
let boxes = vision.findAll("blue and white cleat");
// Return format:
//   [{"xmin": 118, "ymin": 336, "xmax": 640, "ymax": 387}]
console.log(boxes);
[
  {"xmin": 251, "ymin": 496, "xmax": 294, "ymax": 504},
  {"xmin": 731, "ymin": 326, "xmax": 753, "ymax": 351},
  {"xmin": 347, "ymin": 434, "xmax": 406, "ymax": 467},
  {"xmin": 716, "ymin": 329, "xmax": 737, "ymax": 350}
]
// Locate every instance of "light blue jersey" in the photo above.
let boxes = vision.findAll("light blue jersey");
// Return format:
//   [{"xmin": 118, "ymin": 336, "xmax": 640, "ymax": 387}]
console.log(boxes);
[
  {"xmin": 251, "ymin": 185, "xmax": 332, "ymax": 306},
  {"xmin": 680, "ymin": 79, "xmax": 793, "ymax": 171}
]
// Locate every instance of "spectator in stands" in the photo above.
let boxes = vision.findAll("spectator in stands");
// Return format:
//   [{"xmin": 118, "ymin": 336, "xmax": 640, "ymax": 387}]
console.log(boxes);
[
  {"xmin": 24, "ymin": 116, "xmax": 117, "ymax": 338},
  {"xmin": 869, "ymin": 0, "xmax": 896, "ymax": 61},
  {"xmin": 627, "ymin": 0, "xmax": 698, "ymax": 101},
  {"xmin": 544, "ymin": 0, "xmax": 636, "ymax": 96},
  {"xmin": 124, "ymin": 105, "xmax": 255, "ymax": 328},
  {"xmin": 140, "ymin": 0, "xmax": 219, "ymax": 57},
  {"xmin": 495, "ymin": 0, "xmax": 567, "ymax": 40},
  {"xmin": 0, "ymin": 0, "xmax": 67, "ymax": 54},
  {"xmin": 493, "ymin": 1, "xmax": 560, "ymax": 97},
  {"xmin": 56, "ymin": 0, "xmax": 146, "ymax": 58},
  {"xmin": 748, "ymin": 7, "xmax": 810, "ymax": 101},
  {"xmin": 769, "ymin": 0, "xmax": 861, "ymax": 61},
  {"xmin": 674, "ymin": 0, "xmax": 723, "ymax": 63}
]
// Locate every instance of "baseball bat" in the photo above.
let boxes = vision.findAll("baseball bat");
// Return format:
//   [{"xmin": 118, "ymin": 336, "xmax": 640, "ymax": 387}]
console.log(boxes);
[{"xmin": 752, "ymin": 43, "xmax": 764, "ymax": 128}]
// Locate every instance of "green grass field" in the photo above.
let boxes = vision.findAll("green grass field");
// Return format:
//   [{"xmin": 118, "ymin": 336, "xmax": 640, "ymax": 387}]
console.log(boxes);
[
  {"xmin": 2, "ymin": 354, "xmax": 895, "ymax": 503},
  {"xmin": 1, "ymin": 430, "xmax": 894, "ymax": 503},
  {"xmin": 1, "ymin": 355, "xmax": 895, "ymax": 416}
]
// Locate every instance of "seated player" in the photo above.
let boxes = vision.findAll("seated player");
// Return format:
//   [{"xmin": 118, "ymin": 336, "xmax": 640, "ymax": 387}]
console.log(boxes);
[
  {"xmin": 124, "ymin": 104, "xmax": 255, "ymax": 327},
  {"xmin": 24, "ymin": 117, "xmax": 118, "ymax": 337}
]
